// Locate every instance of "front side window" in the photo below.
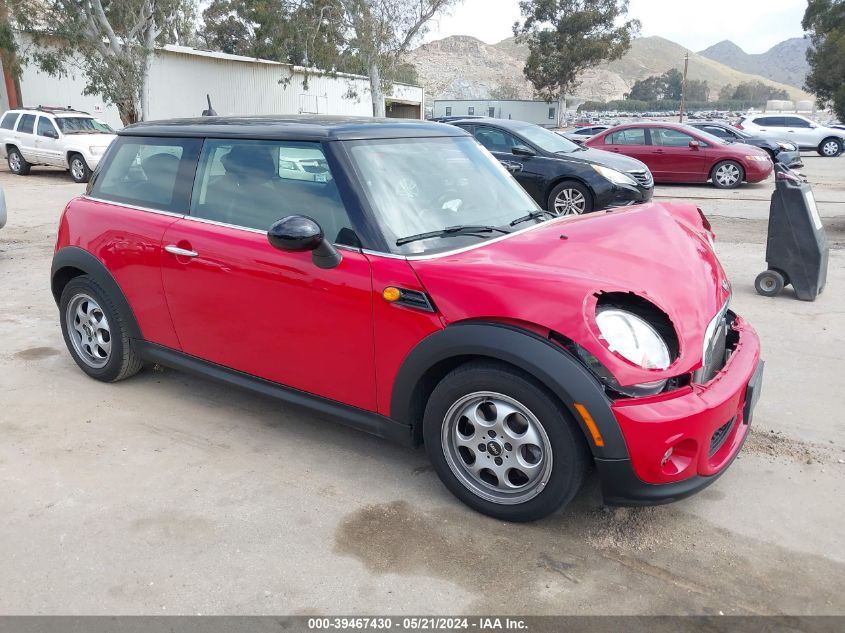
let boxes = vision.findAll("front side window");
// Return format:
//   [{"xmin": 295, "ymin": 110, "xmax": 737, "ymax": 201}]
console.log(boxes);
[
  {"xmin": 606, "ymin": 128, "xmax": 646, "ymax": 145},
  {"xmin": 91, "ymin": 137, "xmax": 201, "ymax": 212},
  {"xmin": 0, "ymin": 112, "xmax": 19, "ymax": 130},
  {"xmin": 344, "ymin": 136, "xmax": 539, "ymax": 255},
  {"xmin": 37, "ymin": 117, "xmax": 58, "ymax": 137},
  {"xmin": 191, "ymin": 139, "xmax": 354, "ymax": 243},
  {"xmin": 652, "ymin": 128, "xmax": 701, "ymax": 147},
  {"xmin": 474, "ymin": 126, "xmax": 521, "ymax": 153},
  {"xmin": 17, "ymin": 114, "xmax": 36, "ymax": 134},
  {"xmin": 784, "ymin": 117, "xmax": 811, "ymax": 128}
]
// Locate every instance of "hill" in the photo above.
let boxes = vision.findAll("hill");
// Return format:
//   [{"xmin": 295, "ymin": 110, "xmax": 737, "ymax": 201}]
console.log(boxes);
[
  {"xmin": 409, "ymin": 35, "xmax": 813, "ymax": 104},
  {"xmin": 699, "ymin": 38, "xmax": 810, "ymax": 89}
]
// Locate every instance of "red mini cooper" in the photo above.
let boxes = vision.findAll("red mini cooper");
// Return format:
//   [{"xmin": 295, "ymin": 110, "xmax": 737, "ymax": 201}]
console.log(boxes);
[{"xmin": 51, "ymin": 116, "xmax": 763, "ymax": 521}]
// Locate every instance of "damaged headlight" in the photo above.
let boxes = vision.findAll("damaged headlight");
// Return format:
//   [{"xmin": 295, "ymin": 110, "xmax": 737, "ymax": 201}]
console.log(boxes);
[{"xmin": 596, "ymin": 309, "xmax": 671, "ymax": 370}]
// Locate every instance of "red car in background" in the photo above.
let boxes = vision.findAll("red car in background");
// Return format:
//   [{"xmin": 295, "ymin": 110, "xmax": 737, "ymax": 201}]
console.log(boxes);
[{"xmin": 586, "ymin": 122, "xmax": 773, "ymax": 189}]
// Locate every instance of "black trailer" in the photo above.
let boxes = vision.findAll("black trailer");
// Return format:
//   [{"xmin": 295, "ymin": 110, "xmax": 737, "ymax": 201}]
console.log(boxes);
[{"xmin": 755, "ymin": 165, "xmax": 829, "ymax": 301}]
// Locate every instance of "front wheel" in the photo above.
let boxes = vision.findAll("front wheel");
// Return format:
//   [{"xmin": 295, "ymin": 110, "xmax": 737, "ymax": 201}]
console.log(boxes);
[
  {"xmin": 69, "ymin": 154, "xmax": 92, "ymax": 183},
  {"xmin": 711, "ymin": 160, "xmax": 744, "ymax": 189},
  {"xmin": 818, "ymin": 137, "xmax": 842, "ymax": 157},
  {"xmin": 423, "ymin": 361, "xmax": 589, "ymax": 522},
  {"xmin": 548, "ymin": 180, "xmax": 593, "ymax": 216}
]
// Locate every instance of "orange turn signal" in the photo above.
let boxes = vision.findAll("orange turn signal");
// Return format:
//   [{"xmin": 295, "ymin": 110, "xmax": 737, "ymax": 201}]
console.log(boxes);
[
  {"xmin": 382, "ymin": 286, "xmax": 401, "ymax": 302},
  {"xmin": 574, "ymin": 403, "xmax": 605, "ymax": 447}
]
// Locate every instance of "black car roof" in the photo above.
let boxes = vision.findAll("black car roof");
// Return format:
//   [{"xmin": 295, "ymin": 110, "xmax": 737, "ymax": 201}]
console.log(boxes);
[
  {"xmin": 120, "ymin": 115, "xmax": 469, "ymax": 141},
  {"xmin": 447, "ymin": 117, "xmax": 536, "ymax": 131}
]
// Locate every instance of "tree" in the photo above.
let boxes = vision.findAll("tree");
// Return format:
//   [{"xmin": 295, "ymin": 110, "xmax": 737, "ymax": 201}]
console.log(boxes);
[
  {"xmin": 662, "ymin": 67, "xmax": 682, "ymax": 100},
  {"xmin": 9, "ymin": 0, "xmax": 195, "ymax": 124},
  {"xmin": 718, "ymin": 84, "xmax": 736, "ymax": 101},
  {"xmin": 803, "ymin": 0, "xmax": 845, "ymax": 120},
  {"xmin": 628, "ymin": 75, "xmax": 663, "ymax": 101},
  {"xmin": 686, "ymin": 79, "xmax": 709, "ymax": 101},
  {"xmin": 489, "ymin": 79, "xmax": 522, "ymax": 100},
  {"xmin": 730, "ymin": 80, "xmax": 788, "ymax": 103},
  {"xmin": 327, "ymin": 0, "xmax": 457, "ymax": 117},
  {"xmin": 514, "ymin": 0, "xmax": 640, "ymax": 126}
]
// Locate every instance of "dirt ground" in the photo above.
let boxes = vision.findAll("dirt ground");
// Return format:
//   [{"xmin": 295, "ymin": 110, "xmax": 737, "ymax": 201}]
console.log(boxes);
[{"xmin": 1, "ymin": 155, "xmax": 843, "ymax": 615}]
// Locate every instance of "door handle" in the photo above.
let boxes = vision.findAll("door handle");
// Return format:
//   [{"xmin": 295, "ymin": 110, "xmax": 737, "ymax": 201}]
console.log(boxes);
[
  {"xmin": 165, "ymin": 244, "xmax": 198, "ymax": 257},
  {"xmin": 654, "ymin": 149, "xmax": 665, "ymax": 154}
]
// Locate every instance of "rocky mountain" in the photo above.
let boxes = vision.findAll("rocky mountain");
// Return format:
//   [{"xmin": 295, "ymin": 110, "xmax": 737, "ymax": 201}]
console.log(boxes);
[
  {"xmin": 408, "ymin": 35, "xmax": 812, "ymax": 104},
  {"xmin": 699, "ymin": 38, "xmax": 810, "ymax": 89}
]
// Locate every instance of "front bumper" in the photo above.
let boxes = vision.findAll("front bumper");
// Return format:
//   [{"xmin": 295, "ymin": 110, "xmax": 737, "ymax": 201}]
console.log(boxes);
[
  {"xmin": 596, "ymin": 316, "xmax": 763, "ymax": 505},
  {"xmin": 746, "ymin": 161, "xmax": 774, "ymax": 183},
  {"xmin": 775, "ymin": 150, "xmax": 803, "ymax": 169},
  {"xmin": 603, "ymin": 183, "xmax": 654, "ymax": 209}
]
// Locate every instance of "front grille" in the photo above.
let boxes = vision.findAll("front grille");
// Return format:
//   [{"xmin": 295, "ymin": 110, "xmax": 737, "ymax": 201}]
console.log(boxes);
[
  {"xmin": 628, "ymin": 169, "xmax": 653, "ymax": 188},
  {"xmin": 709, "ymin": 417, "xmax": 735, "ymax": 456}
]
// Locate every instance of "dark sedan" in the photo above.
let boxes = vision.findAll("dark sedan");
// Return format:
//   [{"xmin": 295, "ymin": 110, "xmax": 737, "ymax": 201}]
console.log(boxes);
[
  {"xmin": 686, "ymin": 121, "xmax": 803, "ymax": 169},
  {"xmin": 449, "ymin": 118, "xmax": 653, "ymax": 215}
]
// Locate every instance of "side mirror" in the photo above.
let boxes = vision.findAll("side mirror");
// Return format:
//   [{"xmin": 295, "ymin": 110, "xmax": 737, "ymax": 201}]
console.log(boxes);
[
  {"xmin": 511, "ymin": 145, "xmax": 536, "ymax": 157},
  {"xmin": 267, "ymin": 215, "xmax": 342, "ymax": 269},
  {"xmin": 45, "ymin": 130, "xmax": 59, "ymax": 139},
  {"xmin": 689, "ymin": 140, "xmax": 701, "ymax": 150}
]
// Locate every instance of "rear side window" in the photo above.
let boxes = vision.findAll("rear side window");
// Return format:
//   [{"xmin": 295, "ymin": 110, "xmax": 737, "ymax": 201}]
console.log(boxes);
[
  {"xmin": 606, "ymin": 128, "xmax": 646, "ymax": 145},
  {"xmin": 0, "ymin": 112, "xmax": 19, "ymax": 130},
  {"xmin": 190, "ymin": 139, "xmax": 355, "ymax": 243},
  {"xmin": 90, "ymin": 137, "xmax": 202, "ymax": 212},
  {"xmin": 754, "ymin": 116, "xmax": 784, "ymax": 127},
  {"xmin": 17, "ymin": 114, "xmax": 36, "ymax": 134}
]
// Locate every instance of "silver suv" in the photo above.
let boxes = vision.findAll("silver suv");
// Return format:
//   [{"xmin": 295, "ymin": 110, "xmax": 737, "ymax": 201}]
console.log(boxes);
[
  {"xmin": 737, "ymin": 114, "xmax": 843, "ymax": 157},
  {"xmin": 0, "ymin": 107, "xmax": 116, "ymax": 182}
]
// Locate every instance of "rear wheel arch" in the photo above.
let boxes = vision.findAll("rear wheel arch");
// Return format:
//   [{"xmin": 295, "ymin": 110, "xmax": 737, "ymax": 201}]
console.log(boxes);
[
  {"xmin": 391, "ymin": 321, "xmax": 628, "ymax": 458},
  {"xmin": 52, "ymin": 247, "xmax": 142, "ymax": 340}
]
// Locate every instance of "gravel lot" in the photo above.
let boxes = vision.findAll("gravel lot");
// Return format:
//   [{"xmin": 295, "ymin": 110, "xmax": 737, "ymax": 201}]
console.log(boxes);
[{"xmin": 1, "ymin": 155, "xmax": 843, "ymax": 615}]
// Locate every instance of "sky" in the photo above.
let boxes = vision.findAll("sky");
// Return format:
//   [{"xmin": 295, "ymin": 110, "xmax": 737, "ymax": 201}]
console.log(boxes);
[{"xmin": 423, "ymin": 0, "xmax": 808, "ymax": 54}]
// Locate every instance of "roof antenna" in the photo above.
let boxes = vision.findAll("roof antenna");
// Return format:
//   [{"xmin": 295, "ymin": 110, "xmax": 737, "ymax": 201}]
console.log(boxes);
[{"xmin": 202, "ymin": 94, "xmax": 217, "ymax": 117}]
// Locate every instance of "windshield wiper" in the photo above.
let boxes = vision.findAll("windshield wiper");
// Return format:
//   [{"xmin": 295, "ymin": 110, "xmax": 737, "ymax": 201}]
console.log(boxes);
[
  {"xmin": 396, "ymin": 225, "xmax": 510, "ymax": 246},
  {"xmin": 510, "ymin": 210, "xmax": 555, "ymax": 227}
]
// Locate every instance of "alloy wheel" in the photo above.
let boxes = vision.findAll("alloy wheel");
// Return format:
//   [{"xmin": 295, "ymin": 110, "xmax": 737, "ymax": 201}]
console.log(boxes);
[
  {"xmin": 715, "ymin": 163, "xmax": 740, "ymax": 187},
  {"xmin": 553, "ymin": 188, "xmax": 586, "ymax": 215},
  {"xmin": 66, "ymin": 293, "xmax": 112, "ymax": 368},
  {"xmin": 441, "ymin": 391, "xmax": 553, "ymax": 505},
  {"xmin": 71, "ymin": 158, "xmax": 86, "ymax": 181},
  {"xmin": 9, "ymin": 152, "xmax": 21, "ymax": 172}
]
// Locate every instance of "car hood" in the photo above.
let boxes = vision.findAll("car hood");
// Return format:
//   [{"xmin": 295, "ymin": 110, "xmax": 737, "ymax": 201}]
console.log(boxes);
[
  {"xmin": 409, "ymin": 202, "xmax": 731, "ymax": 386},
  {"xmin": 558, "ymin": 146, "xmax": 650, "ymax": 173},
  {"xmin": 67, "ymin": 133, "xmax": 117, "ymax": 147}
]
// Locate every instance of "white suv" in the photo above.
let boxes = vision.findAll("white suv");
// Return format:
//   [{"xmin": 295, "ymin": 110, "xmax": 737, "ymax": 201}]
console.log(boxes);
[
  {"xmin": 737, "ymin": 114, "xmax": 844, "ymax": 157},
  {"xmin": 0, "ymin": 107, "xmax": 117, "ymax": 182}
]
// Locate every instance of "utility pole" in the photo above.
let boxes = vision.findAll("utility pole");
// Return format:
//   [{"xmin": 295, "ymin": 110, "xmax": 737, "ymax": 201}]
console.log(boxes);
[{"xmin": 679, "ymin": 51, "xmax": 689, "ymax": 123}]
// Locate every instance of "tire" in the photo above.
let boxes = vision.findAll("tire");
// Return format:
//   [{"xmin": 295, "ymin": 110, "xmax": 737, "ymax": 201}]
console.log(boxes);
[
  {"xmin": 755, "ymin": 270, "xmax": 785, "ymax": 297},
  {"xmin": 59, "ymin": 275, "xmax": 143, "ymax": 382},
  {"xmin": 818, "ymin": 137, "xmax": 842, "ymax": 157},
  {"xmin": 422, "ymin": 360, "xmax": 589, "ymax": 522},
  {"xmin": 548, "ymin": 180, "xmax": 593, "ymax": 216},
  {"xmin": 68, "ymin": 154, "xmax": 92, "ymax": 183},
  {"xmin": 711, "ymin": 160, "xmax": 744, "ymax": 189},
  {"xmin": 7, "ymin": 147, "xmax": 30, "ymax": 175}
]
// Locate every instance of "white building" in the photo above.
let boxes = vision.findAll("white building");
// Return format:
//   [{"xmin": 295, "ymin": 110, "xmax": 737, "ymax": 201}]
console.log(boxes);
[
  {"xmin": 432, "ymin": 99, "xmax": 560, "ymax": 127},
  {"xmin": 1, "ymin": 42, "xmax": 424, "ymax": 128}
]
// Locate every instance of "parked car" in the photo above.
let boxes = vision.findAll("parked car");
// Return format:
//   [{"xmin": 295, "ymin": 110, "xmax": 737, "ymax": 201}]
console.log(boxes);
[
  {"xmin": 52, "ymin": 116, "xmax": 763, "ymax": 522},
  {"xmin": 557, "ymin": 125, "xmax": 611, "ymax": 142},
  {"xmin": 686, "ymin": 121, "xmax": 803, "ymax": 168},
  {"xmin": 0, "ymin": 107, "xmax": 116, "ymax": 182},
  {"xmin": 585, "ymin": 122, "xmax": 773, "ymax": 189},
  {"xmin": 449, "ymin": 118, "xmax": 653, "ymax": 215},
  {"xmin": 736, "ymin": 114, "xmax": 844, "ymax": 157}
]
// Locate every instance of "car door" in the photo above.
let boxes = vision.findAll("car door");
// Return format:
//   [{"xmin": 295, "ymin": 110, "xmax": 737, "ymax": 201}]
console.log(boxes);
[
  {"xmin": 14, "ymin": 114, "xmax": 39, "ymax": 163},
  {"xmin": 781, "ymin": 116, "xmax": 816, "ymax": 148},
  {"xmin": 160, "ymin": 138, "xmax": 378, "ymax": 411},
  {"xmin": 469, "ymin": 125, "xmax": 547, "ymax": 201},
  {"xmin": 751, "ymin": 116, "xmax": 786, "ymax": 141},
  {"xmin": 599, "ymin": 127, "xmax": 651, "ymax": 165},
  {"xmin": 35, "ymin": 116, "xmax": 63, "ymax": 166},
  {"xmin": 648, "ymin": 127, "xmax": 709, "ymax": 182}
]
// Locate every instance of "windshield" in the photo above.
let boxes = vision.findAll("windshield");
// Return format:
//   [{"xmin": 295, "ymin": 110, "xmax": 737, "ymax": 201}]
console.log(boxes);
[
  {"xmin": 55, "ymin": 117, "xmax": 115, "ymax": 134},
  {"xmin": 344, "ymin": 136, "xmax": 541, "ymax": 255},
  {"xmin": 517, "ymin": 125, "xmax": 582, "ymax": 154},
  {"xmin": 682, "ymin": 125, "xmax": 729, "ymax": 146}
]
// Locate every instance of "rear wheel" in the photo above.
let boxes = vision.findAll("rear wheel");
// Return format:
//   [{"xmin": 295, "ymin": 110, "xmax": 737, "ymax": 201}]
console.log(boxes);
[
  {"xmin": 711, "ymin": 160, "xmax": 744, "ymax": 189},
  {"xmin": 423, "ymin": 361, "xmax": 589, "ymax": 522},
  {"xmin": 59, "ymin": 276, "xmax": 143, "ymax": 382},
  {"xmin": 7, "ymin": 147, "xmax": 30, "ymax": 175},
  {"xmin": 69, "ymin": 154, "xmax": 92, "ymax": 183},
  {"xmin": 755, "ymin": 270, "xmax": 785, "ymax": 297},
  {"xmin": 818, "ymin": 137, "xmax": 842, "ymax": 157},
  {"xmin": 548, "ymin": 180, "xmax": 593, "ymax": 216}
]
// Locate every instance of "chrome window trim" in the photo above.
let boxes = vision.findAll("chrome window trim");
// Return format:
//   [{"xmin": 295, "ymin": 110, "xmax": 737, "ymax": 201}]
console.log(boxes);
[{"xmin": 83, "ymin": 196, "xmax": 185, "ymax": 218}]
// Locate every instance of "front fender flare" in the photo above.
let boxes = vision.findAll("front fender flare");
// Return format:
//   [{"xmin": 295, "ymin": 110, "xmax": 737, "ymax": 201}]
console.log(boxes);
[{"xmin": 390, "ymin": 322, "xmax": 629, "ymax": 459}]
